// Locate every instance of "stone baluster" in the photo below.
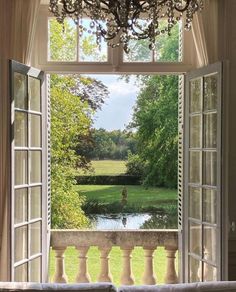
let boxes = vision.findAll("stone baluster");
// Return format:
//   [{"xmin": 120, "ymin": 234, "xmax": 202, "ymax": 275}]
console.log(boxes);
[
  {"xmin": 164, "ymin": 245, "xmax": 178, "ymax": 284},
  {"xmin": 120, "ymin": 246, "xmax": 135, "ymax": 285},
  {"xmin": 98, "ymin": 246, "xmax": 113, "ymax": 282},
  {"xmin": 52, "ymin": 246, "xmax": 68, "ymax": 283},
  {"xmin": 142, "ymin": 246, "xmax": 157, "ymax": 285},
  {"xmin": 75, "ymin": 246, "xmax": 91, "ymax": 283}
]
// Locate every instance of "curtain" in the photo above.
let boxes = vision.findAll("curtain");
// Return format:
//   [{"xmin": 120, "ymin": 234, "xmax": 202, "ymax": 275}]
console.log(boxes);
[
  {"xmin": 0, "ymin": 0, "xmax": 40, "ymax": 281},
  {"xmin": 192, "ymin": 0, "xmax": 219, "ymax": 67}
]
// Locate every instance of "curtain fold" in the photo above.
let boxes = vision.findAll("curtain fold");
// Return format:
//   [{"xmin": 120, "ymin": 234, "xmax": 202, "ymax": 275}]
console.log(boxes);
[
  {"xmin": 192, "ymin": 0, "xmax": 219, "ymax": 67},
  {"xmin": 0, "ymin": 0, "xmax": 40, "ymax": 281}
]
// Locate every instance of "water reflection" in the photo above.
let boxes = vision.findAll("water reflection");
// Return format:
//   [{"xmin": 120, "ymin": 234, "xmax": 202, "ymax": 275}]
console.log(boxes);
[{"xmin": 89, "ymin": 212, "xmax": 177, "ymax": 230}]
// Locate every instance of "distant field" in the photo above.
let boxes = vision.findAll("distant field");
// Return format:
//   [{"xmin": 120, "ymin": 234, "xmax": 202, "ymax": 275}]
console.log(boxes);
[
  {"xmin": 89, "ymin": 160, "xmax": 127, "ymax": 175},
  {"xmin": 76, "ymin": 185, "xmax": 177, "ymax": 208}
]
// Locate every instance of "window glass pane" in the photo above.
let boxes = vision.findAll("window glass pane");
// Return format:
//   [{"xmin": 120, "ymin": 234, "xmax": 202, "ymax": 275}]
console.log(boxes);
[
  {"xmin": 29, "ymin": 257, "xmax": 41, "ymax": 282},
  {"xmin": 189, "ymin": 256, "xmax": 202, "ymax": 282},
  {"xmin": 79, "ymin": 19, "xmax": 107, "ymax": 62},
  {"xmin": 123, "ymin": 39, "xmax": 152, "ymax": 62},
  {"xmin": 154, "ymin": 22, "xmax": 181, "ymax": 62},
  {"xmin": 30, "ymin": 187, "xmax": 42, "ymax": 220},
  {"xmin": 29, "ymin": 151, "xmax": 42, "ymax": 184},
  {"xmin": 189, "ymin": 187, "xmax": 201, "ymax": 220},
  {"xmin": 203, "ymin": 263, "xmax": 217, "ymax": 281},
  {"xmin": 29, "ymin": 221, "xmax": 41, "ymax": 256},
  {"xmin": 204, "ymin": 113, "xmax": 217, "ymax": 149},
  {"xmin": 49, "ymin": 18, "xmax": 77, "ymax": 61},
  {"xmin": 14, "ymin": 72, "xmax": 27, "ymax": 110},
  {"xmin": 190, "ymin": 79, "xmax": 202, "ymax": 113},
  {"xmin": 203, "ymin": 189, "xmax": 217, "ymax": 224},
  {"xmin": 15, "ymin": 111, "xmax": 28, "ymax": 147},
  {"xmin": 189, "ymin": 115, "xmax": 202, "ymax": 148},
  {"xmin": 189, "ymin": 151, "xmax": 201, "ymax": 184},
  {"xmin": 15, "ymin": 226, "xmax": 27, "ymax": 262},
  {"xmin": 204, "ymin": 75, "xmax": 218, "ymax": 111},
  {"xmin": 15, "ymin": 263, "xmax": 28, "ymax": 282},
  {"xmin": 15, "ymin": 151, "xmax": 28, "ymax": 186},
  {"xmin": 28, "ymin": 77, "xmax": 41, "ymax": 112},
  {"xmin": 189, "ymin": 221, "xmax": 202, "ymax": 256},
  {"xmin": 15, "ymin": 188, "xmax": 27, "ymax": 224},
  {"xmin": 203, "ymin": 151, "xmax": 217, "ymax": 186},
  {"xmin": 29, "ymin": 114, "xmax": 41, "ymax": 147},
  {"xmin": 203, "ymin": 225, "xmax": 217, "ymax": 264}
]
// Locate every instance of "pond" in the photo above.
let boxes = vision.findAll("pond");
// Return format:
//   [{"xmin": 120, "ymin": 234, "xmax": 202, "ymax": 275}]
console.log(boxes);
[{"xmin": 89, "ymin": 212, "xmax": 177, "ymax": 230}]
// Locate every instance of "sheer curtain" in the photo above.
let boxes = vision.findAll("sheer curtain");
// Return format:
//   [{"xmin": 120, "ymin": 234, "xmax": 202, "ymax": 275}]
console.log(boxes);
[
  {"xmin": 192, "ymin": 0, "xmax": 219, "ymax": 67},
  {"xmin": 0, "ymin": 0, "xmax": 40, "ymax": 281}
]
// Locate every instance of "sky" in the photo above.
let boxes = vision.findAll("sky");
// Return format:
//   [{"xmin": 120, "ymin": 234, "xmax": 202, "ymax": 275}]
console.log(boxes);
[{"xmin": 87, "ymin": 75, "xmax": 140, "ymax": 131}]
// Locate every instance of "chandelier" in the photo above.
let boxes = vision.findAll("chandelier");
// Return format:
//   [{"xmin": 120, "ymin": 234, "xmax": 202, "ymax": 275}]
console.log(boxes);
[{"xmin": 49, "ymin": 0, "xmax": 203, "ymax": 53}]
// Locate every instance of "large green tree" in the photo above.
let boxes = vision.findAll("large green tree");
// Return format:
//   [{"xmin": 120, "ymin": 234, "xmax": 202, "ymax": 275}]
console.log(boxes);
[{"xmin": 49, "ymin": 19, "xmax": 108, "ymax": 228}]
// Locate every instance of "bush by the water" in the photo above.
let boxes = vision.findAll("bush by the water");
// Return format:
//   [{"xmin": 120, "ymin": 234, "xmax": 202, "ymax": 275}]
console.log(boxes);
[{"xmin": 76, "ymin": 175, "xmax": 141, "ymax": 185}]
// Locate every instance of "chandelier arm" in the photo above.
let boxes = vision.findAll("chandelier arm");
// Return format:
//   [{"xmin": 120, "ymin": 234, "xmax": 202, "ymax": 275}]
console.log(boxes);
[{"xmin": 61, "ymin": 0, "xmax": 77, "ymax": 14}]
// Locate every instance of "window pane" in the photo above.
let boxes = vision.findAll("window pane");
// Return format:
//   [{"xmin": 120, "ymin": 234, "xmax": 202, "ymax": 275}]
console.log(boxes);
[
  {"xmin": 28, "ymin": 77, "xmax": 41, "ymax": 112},
  {"xmin": 203, "ymin": 151, "xmax": 217, "ymax": 186},
  {"xmin": 203, "ymin": 263, "xmax": 217, "ymax": 281},
  {"xmin": 30, "ymin": 187, "xmax": 42, "ymax": 220},
  {"xmin": 79, "ymin": 19, "xmax": 107, "ymax": 62},
  {"xmin": 123, "ymin": 39, "xmax": 152, "ymax": 62},
  {"xmin": 29, "ymin": 151, "xmax": 42, "ymax": 184},
  {"xmin": 15, "ymin": 111, "xmax": 27, "ymax": 147},
  {"xmin": 15, "ymin": 188, "xmax": 27, "ymax": 224},
  {"xmin": 190, "ymin": 79, "xmax": 202, "ymax": 113},
  {"xmin": 189, "ymin": 115, "xmax": 202, "ymax": 148},
  {"xmin": 49, "ymin": 18, "xmax": 77, "ymax": 61},
  {"xmin": 15, "ymin": 263, "xmax": 27, "ymax": 282},
  {"xmin": 155, "ymin": 23, "xmax": 181, "ymax": 62},
  {"xmin": 203, "ymin": 189, "xmax": 217, "ymax": 224},
  {"xmin": 203, "ymin": 225, "xmax": 217, "ymax": 264},
  {"xmin": 189, "ymin": 151, "xmax": 201, "ymax": 184},
  {"xmin": 15, "ymin": 226, "xmax": 27, "ymax": 262},
  {"xmin": 29, "ymin": 221, "xmax": 41, "ymax": 256},
  {"xmin": 14, "ymin": 72, "xmax": 27, "ymax": 110},
  {"xmin": 204, "ymin": 113, "xmax": 217, "ymax": 149},
  {"xmin": 189, "ymin": 256, "xmax": 202, "ymax": 282},
  {"xmin": 15, "ymin": 151, "xmax": 28, "ymax": 186},
  {"xmin": 204, "ymin": 75, "xmax": 218, "ymax": 111},
  {"xmin": 29, "ymin": 114, "xmax": 41, "ymax": 147},
  {"xmin": 29, "ymin": 257, "xmax": 41, "ymax": 282},
  {"xmin": 189, "ymin": 187, "xmax": 201, "ymax": 220},
  {"xmin": 189, "ymin": 221, "xmax": 202, "ymax": 256}
]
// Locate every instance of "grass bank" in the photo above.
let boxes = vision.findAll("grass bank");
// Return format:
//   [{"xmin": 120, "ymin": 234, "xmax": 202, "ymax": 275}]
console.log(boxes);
[
  {"xmin": 79, "ymin": 160, "xmax": 127, "ymax": 176},
  {"xmin": 49, "ymin": 246, "xmax": 177, "ymax": 285}
]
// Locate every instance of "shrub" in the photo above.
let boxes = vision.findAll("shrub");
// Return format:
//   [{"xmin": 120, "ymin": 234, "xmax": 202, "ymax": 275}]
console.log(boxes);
[
  {"xmin": 76, "ymin": 175, "xmax": 141, "ymax": 185},
  {"xmin": 125, "ymin": 152, "xmax": 145, "ymax": 177}
]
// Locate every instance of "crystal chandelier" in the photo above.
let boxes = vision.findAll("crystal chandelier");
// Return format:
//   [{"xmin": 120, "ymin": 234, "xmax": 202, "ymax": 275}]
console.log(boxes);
[{"xmin": 49, "ymin": 0, "xmax": 203, "ymax": 53}]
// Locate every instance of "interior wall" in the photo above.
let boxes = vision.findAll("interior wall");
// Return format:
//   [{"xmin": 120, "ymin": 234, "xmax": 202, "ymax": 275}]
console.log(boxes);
[{"xmin": 218, "ymin": 0, "xmax": 236, "ymax": 280}]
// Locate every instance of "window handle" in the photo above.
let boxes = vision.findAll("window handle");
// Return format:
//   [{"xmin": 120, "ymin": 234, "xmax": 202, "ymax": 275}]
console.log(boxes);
[{"xmin": 230, "ymin": 221, "xmax": 236, "ymax": 232}]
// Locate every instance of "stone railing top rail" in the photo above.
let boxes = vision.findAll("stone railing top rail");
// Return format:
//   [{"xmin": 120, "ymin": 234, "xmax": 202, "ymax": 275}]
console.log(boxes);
[{"xmin": 50, "ymin": 229, "xmax": 178, "ymax": 248}]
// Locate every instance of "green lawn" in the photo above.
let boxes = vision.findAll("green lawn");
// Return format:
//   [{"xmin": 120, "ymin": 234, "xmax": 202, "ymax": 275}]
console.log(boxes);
[
  {"xmin": 49, "ymin": 246, "xmax": 177, "ymax": 285},
  {"xmin": 76, "ymin": 185, "xmax": 177, "ymax": 208},
  {"xmin": 78, "ymin": 160, "xmax": 127, "ymax": 176}
]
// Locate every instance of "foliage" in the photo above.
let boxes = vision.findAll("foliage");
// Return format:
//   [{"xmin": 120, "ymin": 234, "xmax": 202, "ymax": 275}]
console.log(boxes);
[
  {"xmin": 50, "ymin": 74, "xmax": 91, "ymax": 228},
  {"xmin": 131, "ymin": 75, "xmax": 179, "ymax": 188},
  {"xmin": 78, "ymin": 128, "xmax": 138, "ymax": 160},
  {"xmin": 125, "ymin": 151, "xmax": 145, "ymax": 177},
  {"xmin": 76, "ymin": 175, "xmax": 140, "ymax": 185}
]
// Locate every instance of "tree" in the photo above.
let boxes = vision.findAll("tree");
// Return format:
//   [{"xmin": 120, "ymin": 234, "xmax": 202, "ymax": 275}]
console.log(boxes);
[{"xmin": 49, "ymin": 18, "xmax": 109, "ymax": 228}]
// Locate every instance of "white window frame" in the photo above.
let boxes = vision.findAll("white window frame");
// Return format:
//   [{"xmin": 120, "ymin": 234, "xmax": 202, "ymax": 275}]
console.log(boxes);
[{"xmin": 35, "ymin": 5, "xmax": 195, "ymax": 75}]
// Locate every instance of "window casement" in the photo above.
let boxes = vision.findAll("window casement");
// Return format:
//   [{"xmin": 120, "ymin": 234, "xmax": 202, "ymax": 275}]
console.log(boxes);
[{"xmin": 34, "ymin": 5, "xmax": 195, "ymax": 74}]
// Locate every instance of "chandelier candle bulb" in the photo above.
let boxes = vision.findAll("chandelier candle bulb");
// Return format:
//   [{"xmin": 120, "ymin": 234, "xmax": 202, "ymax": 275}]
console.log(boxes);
[{"xmin": 49, "ymin": 0, "xmax": 203, "ymax": 52}]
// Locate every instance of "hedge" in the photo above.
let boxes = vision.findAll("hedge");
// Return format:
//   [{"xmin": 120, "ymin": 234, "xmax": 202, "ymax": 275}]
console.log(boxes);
[{"xmin": 75, "ymin": 175, "xmax": 141, "ymax": 185}]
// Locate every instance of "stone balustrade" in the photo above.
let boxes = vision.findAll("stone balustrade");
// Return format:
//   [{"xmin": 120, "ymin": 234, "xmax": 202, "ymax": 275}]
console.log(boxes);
[{"xmin": 50, "ymin": 230, "xmax": 178, "ymax": 286}]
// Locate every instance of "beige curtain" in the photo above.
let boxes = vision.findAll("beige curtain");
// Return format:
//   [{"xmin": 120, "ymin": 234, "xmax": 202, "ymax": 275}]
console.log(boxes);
[
  {"xmin": 0, "ymin": 0, "xmax": 40, "ymax": 281},
  {"xmin": 192, "ymin": 0, "xmax": 219, "ymax": 67}
]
